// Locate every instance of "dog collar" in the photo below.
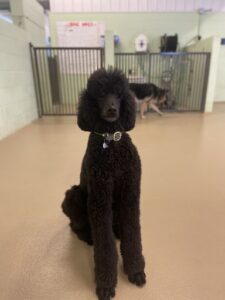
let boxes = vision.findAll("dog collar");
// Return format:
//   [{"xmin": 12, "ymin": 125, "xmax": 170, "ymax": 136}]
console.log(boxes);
[
  {"xmin": 94, "ymin": 131, "xmax": 122, "ymax": 142},
  {"xmin": 94, "ymin": 131, "xmax": 122, "ymax": 149}
]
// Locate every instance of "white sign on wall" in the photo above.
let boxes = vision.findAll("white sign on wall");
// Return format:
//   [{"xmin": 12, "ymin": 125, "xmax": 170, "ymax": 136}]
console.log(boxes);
[
  {"xmin": 57, "ymin": 21, "xmax": 105, "ymax": 47},
  {"xmin": 56, "ymin": 21, "xmax": 105, "ymax": 74}
]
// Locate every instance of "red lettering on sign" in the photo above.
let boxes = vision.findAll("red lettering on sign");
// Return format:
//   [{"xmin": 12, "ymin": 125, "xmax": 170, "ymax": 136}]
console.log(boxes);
[
  {"xmin": 82, "ymin": 22, "xmax": 94, "ymax": 27},
  {"xmin": 68, "ymin": 22, "xmax": 79, "ymax": 27}
]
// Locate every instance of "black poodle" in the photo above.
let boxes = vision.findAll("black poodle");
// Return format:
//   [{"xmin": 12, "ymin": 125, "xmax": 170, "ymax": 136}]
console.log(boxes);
[{"xmin": 61, "ymin": 69, "xmax": 146, "ymax": 300}]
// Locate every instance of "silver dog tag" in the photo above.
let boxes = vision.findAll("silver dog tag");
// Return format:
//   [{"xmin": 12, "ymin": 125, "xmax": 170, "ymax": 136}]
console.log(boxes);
[{"xmin": 103, "ymin": 142, "xmax": 108, "ymax": 149}]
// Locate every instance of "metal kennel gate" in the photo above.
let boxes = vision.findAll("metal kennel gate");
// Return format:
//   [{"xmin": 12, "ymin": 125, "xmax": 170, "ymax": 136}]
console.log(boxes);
[
  {"xmin": 115, "ymin": 52, "xmax": 210, "ymax": 112},
  {"xmin": 30, "ymin": 45, "xmax": 210, "ymax": 115},
  {"xmin": 30, "ymin": 44, "xmax": 104, "ymax": 116}
]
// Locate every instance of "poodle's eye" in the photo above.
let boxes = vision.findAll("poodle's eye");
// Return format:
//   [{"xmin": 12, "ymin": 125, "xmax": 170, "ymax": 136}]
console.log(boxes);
[{"xmin": 98, "ymin": 95, "xmax": 106, "ymax": 101}]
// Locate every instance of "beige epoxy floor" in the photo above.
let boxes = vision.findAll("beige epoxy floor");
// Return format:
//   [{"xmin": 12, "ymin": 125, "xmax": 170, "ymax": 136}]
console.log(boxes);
[{"xmin": 1, "ymin": 106, "xmax": 225, "ymax": 300}]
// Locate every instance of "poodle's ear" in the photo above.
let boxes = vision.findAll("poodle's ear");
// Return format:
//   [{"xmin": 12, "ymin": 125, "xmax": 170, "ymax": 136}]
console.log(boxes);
[
  {"xmin": 120, "ymin": 91, "xmax": 136, "ymax": 131},
  {"xmin": 77, "ymin": 89, "xmax": 98, "ymax": 131}
]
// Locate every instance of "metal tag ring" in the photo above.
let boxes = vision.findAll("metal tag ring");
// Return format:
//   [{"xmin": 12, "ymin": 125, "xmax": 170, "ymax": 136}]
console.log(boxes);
[{"xmin": 113, "ymin": 131, "xmax": 122, "ymax": 142}]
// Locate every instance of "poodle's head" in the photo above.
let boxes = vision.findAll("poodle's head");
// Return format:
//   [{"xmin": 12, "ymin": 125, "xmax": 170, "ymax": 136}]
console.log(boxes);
[{"xmin": 77, "ymin": 69, "xmax": 136, "ymax": 132}]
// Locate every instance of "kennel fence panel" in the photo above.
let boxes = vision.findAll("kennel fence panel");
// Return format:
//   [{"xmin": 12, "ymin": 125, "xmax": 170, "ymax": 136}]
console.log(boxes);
[
  {"xmin": 115, "ymin": 52, "xmax": 210, "ymax": 112},
  {"xmin": 30, "ymin": 45, "xmax": 104, "ymax": 116}
]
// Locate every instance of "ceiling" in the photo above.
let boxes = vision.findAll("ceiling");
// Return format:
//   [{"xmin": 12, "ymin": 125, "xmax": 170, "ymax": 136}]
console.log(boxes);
[
  {"xmin": 50, "ymin": 0, "xmax": 225, "ymax": 13},
  {"xmin": 1, "ymin": 0, "xmax": 225, "ymax": 13}
]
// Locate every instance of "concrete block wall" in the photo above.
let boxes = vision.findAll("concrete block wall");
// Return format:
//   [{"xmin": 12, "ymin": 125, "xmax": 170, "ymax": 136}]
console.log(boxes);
[
  {"xmin": 215, "ymin": 47, "xmax": 225, "ymax": 102},
  {"xmin": 10, "ymin": 0, "xmax": 45, "ymax": 46},
  {"xmin": 23, "ymin": 0, "xmax": 45, "ymax": 46},
  {"xmin": 0, "ymin": 0, "xmax": 45, "ymax": 140},
  {"xmin": 0, "ymin": 19, "xmax": 38, "ymax": 140}
]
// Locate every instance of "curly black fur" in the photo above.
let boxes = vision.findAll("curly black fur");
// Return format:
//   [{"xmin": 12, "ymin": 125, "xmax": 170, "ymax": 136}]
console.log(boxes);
[{"xmin": 61, "ymin": 69, "xmax": 146, "ymax": 300}]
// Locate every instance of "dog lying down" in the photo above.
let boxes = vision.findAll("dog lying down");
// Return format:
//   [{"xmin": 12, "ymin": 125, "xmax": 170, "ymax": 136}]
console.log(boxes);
[{"xmin": 129, "ymin": 83, "xmax": 167, "ymax": 119}]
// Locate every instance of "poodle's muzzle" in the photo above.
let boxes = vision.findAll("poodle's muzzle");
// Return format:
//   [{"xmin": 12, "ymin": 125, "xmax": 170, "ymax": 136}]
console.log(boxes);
[{"xmin": 98, "ymin": 94, "xmax": 121, "ymax": 122}]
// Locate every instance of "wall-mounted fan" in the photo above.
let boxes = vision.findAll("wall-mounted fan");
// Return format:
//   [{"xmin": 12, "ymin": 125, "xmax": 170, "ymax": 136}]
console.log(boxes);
[{"xmin": 135, "ymin": 34, "xmax": 148, "ymax": 52}]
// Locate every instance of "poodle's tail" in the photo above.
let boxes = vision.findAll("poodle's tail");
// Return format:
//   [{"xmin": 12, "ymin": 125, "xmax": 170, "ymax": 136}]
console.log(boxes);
[{"xmin": 61, "ymin": 185, "xmax": 93, "ymax": 245}]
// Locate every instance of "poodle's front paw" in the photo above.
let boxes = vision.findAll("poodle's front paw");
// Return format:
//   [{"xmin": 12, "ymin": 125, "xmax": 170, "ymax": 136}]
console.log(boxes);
[
  {"xmin": 128, "ymin": 271, "xmax": 146, "ymax": 287},
  {"xmin": 96, "ymin": 287, "xmax": 115, "ymax": 300}
]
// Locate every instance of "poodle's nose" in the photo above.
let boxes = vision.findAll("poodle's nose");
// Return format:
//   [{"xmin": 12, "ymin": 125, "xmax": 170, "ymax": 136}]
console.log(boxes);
[{"xmin": 108, "ymin": 108, "xmax": 117, "ymax": 114}]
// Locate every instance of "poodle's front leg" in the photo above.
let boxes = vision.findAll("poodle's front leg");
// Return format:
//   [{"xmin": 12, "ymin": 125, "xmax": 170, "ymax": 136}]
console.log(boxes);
[
  {"xmin": 88, "ymin": 179, "xmax": 118, "ymax": 300},
  {"xmin": 119, "ymin": 177, "xmax": 146, "ymax": 287}
]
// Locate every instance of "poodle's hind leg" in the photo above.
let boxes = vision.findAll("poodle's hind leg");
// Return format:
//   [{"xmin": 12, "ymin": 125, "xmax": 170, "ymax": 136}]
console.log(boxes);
[{"xmin": 61, "ymin": 185, "xmax": 93, "ymax": 245}]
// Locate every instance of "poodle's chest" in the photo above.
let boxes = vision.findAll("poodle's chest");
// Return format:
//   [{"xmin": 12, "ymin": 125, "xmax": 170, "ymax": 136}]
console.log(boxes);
[{"xmin": 87, "ymin": 139, "xmax": 140, "ymax": 177}]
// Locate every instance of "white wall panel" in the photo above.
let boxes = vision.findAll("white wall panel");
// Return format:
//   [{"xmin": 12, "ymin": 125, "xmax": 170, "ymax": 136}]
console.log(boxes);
[
  {"xmin": 128, "ymin": 0, "xmax": 138, "ymax": 12},
  {"xmin": 92, "ymin": 0, "xmax": 101, "ymax": 12},
  {"xmin": 82, "ymin": 0, "xmax": 92, "ymax": 12},
  {"xmin": 170, "ymin": 0, "xmax": 176, "ymax": 11},
  {"xmin": 111, "ymin": 0, "xmax": 120, "ymax": 12},
  {"xmin": 54, "ymin": 0, "xmax": 63, "ymax": 12},
  {"xmin": 174, "ymin": 0, "xmax": 185, "ymax": 12},
  {"xmin": 72, "ymin": 0, "xmax": 83, "ymax": 12},
  {"xmin": 185, "ymin": 0, "xmax": 195, "ymax": 11},
  {"xmin": 100, "ymin": 0, "xmax": 110, "ymax": 12},
  {"xmin": 148, "ymin": 0, "xmax": 157, "ymax": 11},
  {"xmin": 138, "ymin": 0, "xmax": 147, "ymax": 11},
  {"xmin": 120, "ymin": 0, "xmax": 129, "ymax": 12},
  {"xmin": 204, "ymin": 0, "xmax": 213, "ymax": 11},
  {"xmin": 63, "ymin": 0, "xmax": 73, "ymax": 12},
  {"xmin": 0, "ymin": 19, "xmax": 38, "ymax": 140}
]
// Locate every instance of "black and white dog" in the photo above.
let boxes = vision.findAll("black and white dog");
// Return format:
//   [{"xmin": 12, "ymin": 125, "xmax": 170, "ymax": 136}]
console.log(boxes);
[{"xmin": 129, "ymin": 83, "xmax": 167, "ymax": 118}]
